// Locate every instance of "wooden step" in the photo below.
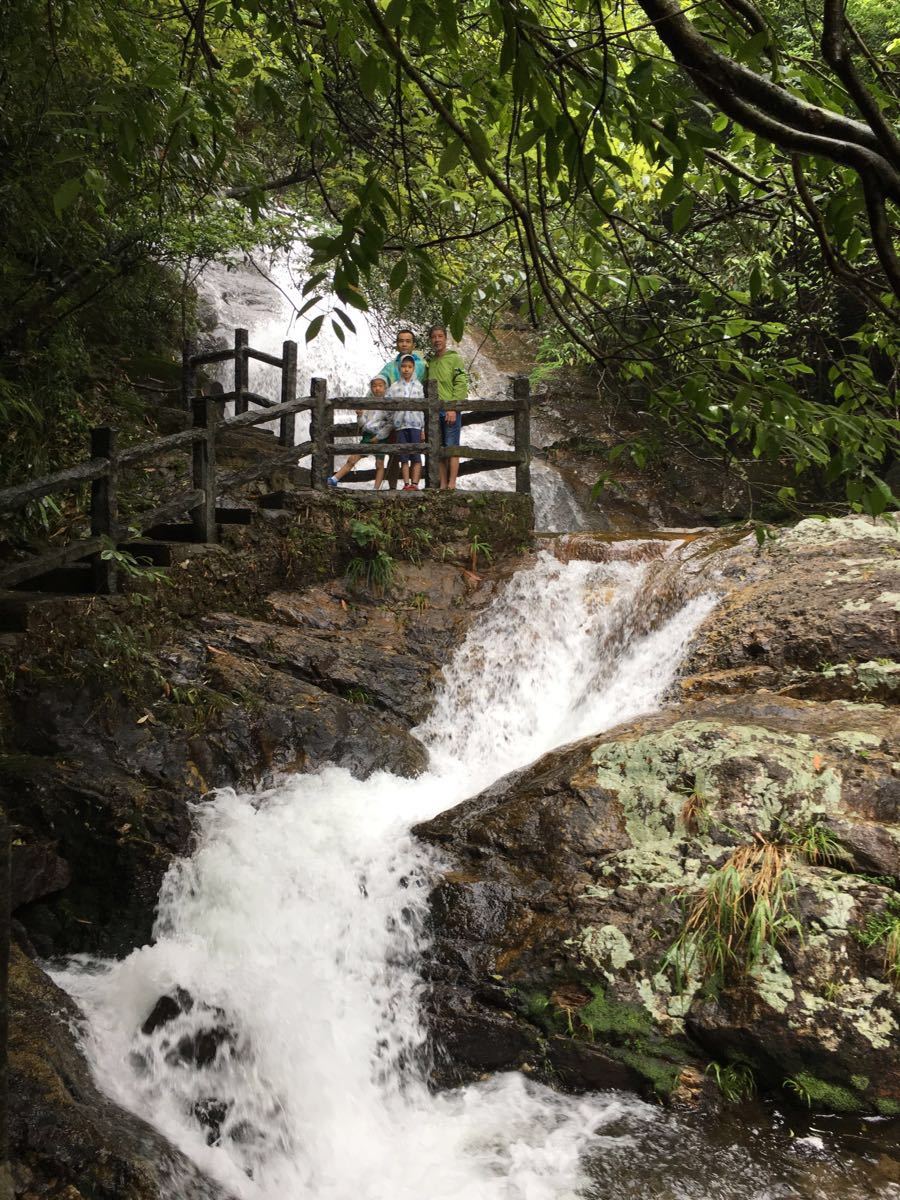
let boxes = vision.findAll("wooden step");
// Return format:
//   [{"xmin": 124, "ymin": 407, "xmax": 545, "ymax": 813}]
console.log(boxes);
[
  {"xmin": 117, "ymin": 540, "xmax": 175, "ymax": 566},
  {"xmin": 12, "ymin": 562, "xmax": 93, "ymax": 595},
  {"xmin": 145, "ymin": 508, "xmax": 253, "ymax": 541}
]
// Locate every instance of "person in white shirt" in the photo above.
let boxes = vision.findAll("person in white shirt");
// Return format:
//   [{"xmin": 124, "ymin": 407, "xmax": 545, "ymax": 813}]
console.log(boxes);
[
  {"xmin": 327, "ymin": 376, "xmax": 394, "ymax": 489},
  {"xmin": 388, "ymin": 354, "xmax": 425, "ymax": 491}
]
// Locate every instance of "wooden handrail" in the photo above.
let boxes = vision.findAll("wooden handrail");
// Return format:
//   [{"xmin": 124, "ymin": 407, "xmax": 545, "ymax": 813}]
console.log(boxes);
[
  {"xmin": 0, "ymin": 458, "xmax": 109, "ymax": 513},
  {"xmin": 118, "ymin": 427, "xmax": 206, "ymax": 466},
  {"xmin": 0, "ymin": 336, "xmax": 531, "ymax": 595}
]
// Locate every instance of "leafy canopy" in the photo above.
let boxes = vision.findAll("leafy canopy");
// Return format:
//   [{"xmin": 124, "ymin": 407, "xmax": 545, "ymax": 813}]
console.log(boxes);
[{"xmin": 2, "ymin": 0, "xmax": 898, "ymax": 512}]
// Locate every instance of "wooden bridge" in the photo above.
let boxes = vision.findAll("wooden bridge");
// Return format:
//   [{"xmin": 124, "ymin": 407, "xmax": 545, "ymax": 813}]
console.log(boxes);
[{"xmin": 0, "ymin": 329, "xmax": 531, "ymax": 599}]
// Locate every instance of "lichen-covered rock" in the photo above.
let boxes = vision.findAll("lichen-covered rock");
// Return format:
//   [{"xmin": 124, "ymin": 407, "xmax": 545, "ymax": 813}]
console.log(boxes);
[
  {"xmin": 415, "ymin": 695, "xmax": 900, "ymax": 1113},
  {"xmin": 681, "ymin": 516, "xmax": 900, "ymax": 702},
  {"xmin": 9, "ymin": 944, "xmax": 233, "ymax": 1200}
]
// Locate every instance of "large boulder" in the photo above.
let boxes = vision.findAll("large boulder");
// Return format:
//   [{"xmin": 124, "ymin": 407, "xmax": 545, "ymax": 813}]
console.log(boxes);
[
  {"xmin": 416, "ymin": 696, "xmax": 900, "ymax": 1112},
  {"xmin": 681, "ymin": 516, "xmax": 900, "ymax": 701},
  {"xmin": 416, "ymin": 516, "xmax": 900, "ymax": 1114}
]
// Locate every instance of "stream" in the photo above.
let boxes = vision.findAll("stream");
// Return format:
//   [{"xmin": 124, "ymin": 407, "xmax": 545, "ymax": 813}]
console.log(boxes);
[{"xmin": 53, "ymin": 549, "xmax": 898, "ymax": 1199}]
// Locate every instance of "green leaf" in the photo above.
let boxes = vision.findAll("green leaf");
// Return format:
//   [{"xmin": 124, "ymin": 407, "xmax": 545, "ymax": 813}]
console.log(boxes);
[
  {"xmin": 302, "ymin": 271, "xmax": 328, "ymax": 297},
  {"xmin": 398, "ymin": 280, "xmax": 414, "ymax": 310},
  {"xmin": 334, "ymin": 307, "xmax": 357, "ymax": 333},
  {"xmin": 384, "ymin": 0, "xmax": 407, "ymax": 28},
  {"xmin": 465, "ymin": 120, "xmax": 491, "ymax": 165},
  {"xmin": 516, "ymin": 125, "xmax": 544, "ymax": 155},
  {"xmin": 229, "ymin": 58, "xmax": 257, "ymax": 80},
  {"xmin": 343, "ymin": 285, "xmax": 369, "ymax": 311},
  {"xmin": 439, "ymin": 138, "xmax": 464, "ymax": 176},
  {"xmin": 660, "ymin": 173, "xmax": 684, "ymax": 209},
  {"xmin": 305, "ymin": 314, "xmax": 324, "ymax": 342},
  {"xmin": 359, "ymin": 53, "xmax": 382, "ymax": 101},
  {"xmin": 672, "ymin": 194, "xmax": 693, "ymax": 233},
  {"xmin": 739, "ymin": 30, "xmax": 770, "ymax": 61},
  {"xmin": 145, "ymin": 63, "xmax": 176, "ymax": 87},
  {"xmin": 332, "ymin": 319, "xmax": 345, "ymax": 344},
  {"xmin": 389, "ymin": 259, "xmax": 408, "ymax": 290},
  {"xmin": 437, "ymin": 0, "xmax": 458, "ymax": 45},
  {"xmin": 53, "ymin": 177, "xmax": 81, "ymax": 217},
  {"xmin": 449, "ymin": 309, "xmax": 465, "ymax": 341}
]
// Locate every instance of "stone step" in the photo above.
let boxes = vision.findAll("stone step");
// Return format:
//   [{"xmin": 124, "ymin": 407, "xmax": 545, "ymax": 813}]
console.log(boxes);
[{"xmin": 0, "ymin": 590, "xmax": 101, "ymax": 633}]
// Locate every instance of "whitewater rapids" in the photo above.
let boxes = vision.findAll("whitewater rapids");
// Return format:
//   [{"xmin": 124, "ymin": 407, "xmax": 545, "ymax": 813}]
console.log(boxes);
[{"xmin": 55, "ymin": 554, "xmax": 726, "ymax": 1198}]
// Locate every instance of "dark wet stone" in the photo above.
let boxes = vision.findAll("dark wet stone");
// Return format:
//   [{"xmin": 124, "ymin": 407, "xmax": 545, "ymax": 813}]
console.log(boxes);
[
  {"xmin": 10, "ymin": 945, "xmax": 234, "ymax": 1199},
  {"xmin": 142, "ymin": 987, "xmax": 194, "ymax": 1035},
  {"xmin": 193, "ymin": 1098, "xmax": 231, "ymax": 1145}
]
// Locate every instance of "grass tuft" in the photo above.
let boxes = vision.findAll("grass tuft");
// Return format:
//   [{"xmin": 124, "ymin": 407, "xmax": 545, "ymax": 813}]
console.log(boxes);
[
  {"xmin": 707, "ymin": 1061, "xmax": 756, "ymax": 1103},
  {"xmin": 856, "ymin": 906, "xmax": 900, "ymax": 989},
  {"xmin": 666, "ymin": 841, "xmax": 801, "ymax": 990}
]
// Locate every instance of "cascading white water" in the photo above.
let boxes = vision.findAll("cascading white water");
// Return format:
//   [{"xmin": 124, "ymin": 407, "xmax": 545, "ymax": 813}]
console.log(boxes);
[
  {"xmin": 199, "ymin": 257, "xmax": 588, "ymax": 531},
  {"xmin": 54, "ymin": 554, "xmax": 719, "ymax": 1200}
]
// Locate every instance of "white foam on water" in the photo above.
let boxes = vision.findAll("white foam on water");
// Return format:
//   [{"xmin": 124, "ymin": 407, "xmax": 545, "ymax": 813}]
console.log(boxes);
[{"xmin": 54, "ymin": 553, "xmax": 719, "ymax": 1199}]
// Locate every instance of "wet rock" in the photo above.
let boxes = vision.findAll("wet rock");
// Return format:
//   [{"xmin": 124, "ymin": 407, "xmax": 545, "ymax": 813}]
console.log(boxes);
[
  {"xmin": 681, "ymin": 516, "xmax": 900, "ymax": 702},
  {"xmin": 140, "ymin": 988, "xmax": 237, "ymax": 1069},
  {"xmin": 142, "ymin": 987, "xmax": 195, "ymax": 1035},
  {"xmin": 416, "ymin": 693, "xmax": 900, "ymax": 1113},
  {"xmin": 10, "ymin": 833, "xmax": 70, "ymax": 908},
  {"xmin": 193, "ymin": 1099, "xmax": 231, "ymax": 1146},
  {"xmin": 427, "ymin": 984, "xmax": 542, "ymax": 1082},
  {"xmin": 168, "ymin": 1025, "xmax": 235, "ymax": 1070},
  {"xmin": 9, "ymin": 945, "xmax": 234, "ymax": 1200}
]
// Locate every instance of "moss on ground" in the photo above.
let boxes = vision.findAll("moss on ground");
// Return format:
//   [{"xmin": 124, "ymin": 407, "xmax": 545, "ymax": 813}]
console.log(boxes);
[
  {"xmin": 788, "ymin": 1072, "xmax": 865, "ymax": 1112},
  {"xmin": 577, "ymin": 984, "xmax": 654, "ymax": 1040}
]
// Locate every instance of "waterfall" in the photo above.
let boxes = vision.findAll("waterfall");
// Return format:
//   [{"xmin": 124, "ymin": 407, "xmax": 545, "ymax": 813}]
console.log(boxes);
[
  {"xmin": 54, "ymin": 553, "xmax": 721, "ymax": 1199},
  {"xmin": 198, "ymin": 256, "xmax": 588, "ymax": 531}
]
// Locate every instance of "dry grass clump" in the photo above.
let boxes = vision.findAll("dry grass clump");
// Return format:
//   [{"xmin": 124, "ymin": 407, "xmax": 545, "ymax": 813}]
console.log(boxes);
[{"xmin": 668, "ymin": 841, "xmax": 801, "ymax": 990}]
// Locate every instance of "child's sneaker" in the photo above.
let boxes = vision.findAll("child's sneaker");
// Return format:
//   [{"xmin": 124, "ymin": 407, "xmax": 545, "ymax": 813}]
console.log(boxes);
[
  {"xmin": 403, "ymin": 484, "xmax": 418, "ymax": 491},
  {"xmin": 327, "ymin": 475, "xmax": 338, "ymax": 487}
]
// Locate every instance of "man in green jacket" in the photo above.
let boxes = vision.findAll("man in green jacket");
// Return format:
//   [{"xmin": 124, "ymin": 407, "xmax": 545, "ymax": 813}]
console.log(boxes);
[{"xmin": 427, "ymin": 324, "xmax": 468, "ymax": 490}]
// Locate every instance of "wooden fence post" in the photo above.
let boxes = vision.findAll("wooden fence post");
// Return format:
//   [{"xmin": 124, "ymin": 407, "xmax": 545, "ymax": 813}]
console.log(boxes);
[
  {"xmin": 279, "ymin": 340, "xmax": 298, "ymax": 447},
  {"xmin": 234, "ymin": 327, "xmax": 249, "ymax": 416},
  {"xmin": 181, "ymin": 339, "xmax": 196, "ymax": 413},
  {"xmin": 90, "ymin": 427, "xmax": 118, "ymax": 594},
  {"xmin": 424, "ymin": 379, "xmax": 441, "ymax": 490},
  {"xmin": 310, "ymin": 377, "xmax": 329, "ymax": 489},
  {"xmin": 192, "ymin": 396, "xmax": 218, "ymax": 543},
  {"xmin": 513, "ymin": 374, "xmax": 531, "ymax": 494}
]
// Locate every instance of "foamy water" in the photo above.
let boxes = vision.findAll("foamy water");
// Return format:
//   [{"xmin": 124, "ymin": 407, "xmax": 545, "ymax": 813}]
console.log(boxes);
[{"xmin": 54, "ymin": 554, "xmax": 721, "ymax": 1197}]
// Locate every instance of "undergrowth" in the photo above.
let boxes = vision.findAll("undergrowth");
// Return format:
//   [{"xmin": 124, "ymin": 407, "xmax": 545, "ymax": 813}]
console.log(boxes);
[
  {"xmin": 345, "ymin": 518, "xmax": 396, "ymax": 594},
  {"xmin": 707, "ymin": 1061, "xmax": 756, "ymax": 1103},
  {"xmin": 856, "ymin": 902, "xmax": 900, "ymax": 989}
]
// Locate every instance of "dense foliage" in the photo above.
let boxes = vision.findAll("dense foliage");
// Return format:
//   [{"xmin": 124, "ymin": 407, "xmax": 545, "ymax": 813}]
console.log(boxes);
[{"xmin": 2, "ymin": 0, "xmax": 898, "ymax": 512}]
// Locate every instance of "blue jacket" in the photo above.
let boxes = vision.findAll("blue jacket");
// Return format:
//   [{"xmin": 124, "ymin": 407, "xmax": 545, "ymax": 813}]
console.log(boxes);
[{"xmin": 378, "ymin": 351, "xmax": 426, "ymax": 385}]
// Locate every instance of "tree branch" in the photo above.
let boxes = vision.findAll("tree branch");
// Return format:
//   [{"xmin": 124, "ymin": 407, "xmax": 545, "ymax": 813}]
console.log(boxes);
[
  {"xmin": 820, "ymin": 0, "xmax": 900, "ymax": 172},
  {"xmin": 636, "ymin": 0, "xmax": 886, "ymax": 155}
]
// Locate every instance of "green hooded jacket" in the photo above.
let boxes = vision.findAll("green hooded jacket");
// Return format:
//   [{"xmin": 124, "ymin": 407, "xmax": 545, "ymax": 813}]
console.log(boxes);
[{"xmin": 426, "ymin": 349, "xmax": 468, "ymax": 405}]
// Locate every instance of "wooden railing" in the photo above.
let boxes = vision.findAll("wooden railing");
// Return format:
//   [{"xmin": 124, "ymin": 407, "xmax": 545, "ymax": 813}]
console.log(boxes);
[{"xmin": 0, "ymin": 329, "xmax": 531, "ymax": 594}]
